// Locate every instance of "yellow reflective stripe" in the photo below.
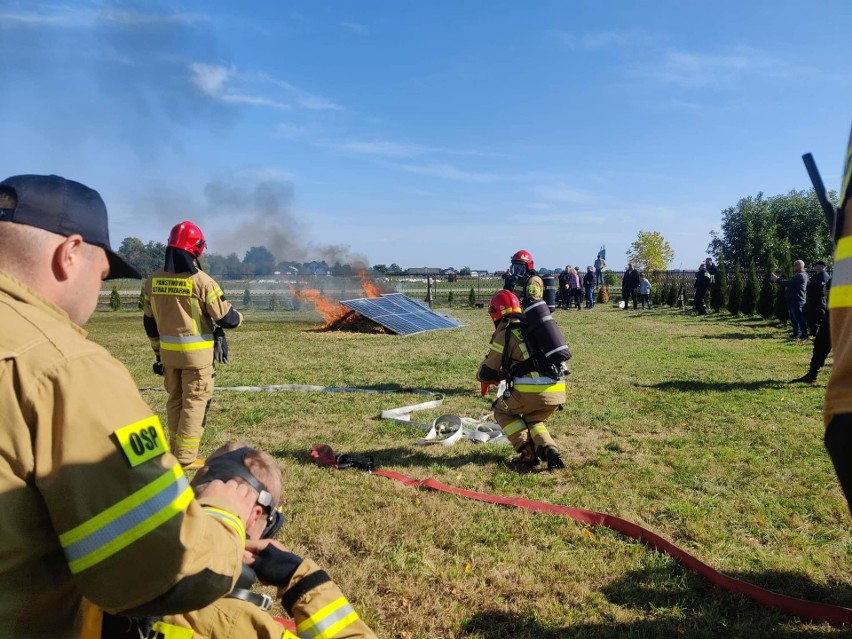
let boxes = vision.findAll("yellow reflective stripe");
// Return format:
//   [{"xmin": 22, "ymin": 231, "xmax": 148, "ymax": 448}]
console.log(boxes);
[
  {"xmin": 529, "ymin": 424, "xmax": 548, "ymax": 438},
  {"xmin": 296, "ymin": 596, "xmax": 358, "ymax": 639},
  {"xmin": 836, "ymin": 237, "xmax": 852, "ymax": 261},
  {"xmin": 150, "ymin": 620, "xmax": 195, "ymax": 638},
  {"xmin": 175, "ymin": 435, "xmax": 200, "ymax": 450},
  {"xmin": 503, "ymin": 419, "xmax": 527, "ymax": 437},
  {"xmin": 59, "ymin": 465, "xmax": 193, "ymax": 574},
  {"xmin": 191, "ymin": 297, "xmax": 201, "ymax": 336},
  {"xmin": 828, "ymin": 284, "xmax": 852, "ymax": 309},
  {"xmin": 160, "ymin": 340, "xmax": 214, "ymax": 352},
  {"xmin": 284, "ymin": 632, "xmax": 299, "ymax": 639},
  {"xmin": 511, "ymin": 328, "xmax": 530, "ymax": 360},
  {"xmin": 206, "ymin": 287, "xmax": 224, "ymax": 303},
  {"xmin": 489, "ymin": 341, "xmax": 504, "ymax": 355},
  {"xmin": 515, "ymin": 382, "xmax": 565, "ymax": 393},
  {"xmin": 203, "ymin": 507, "xmax": 246, "ymax": 545}
]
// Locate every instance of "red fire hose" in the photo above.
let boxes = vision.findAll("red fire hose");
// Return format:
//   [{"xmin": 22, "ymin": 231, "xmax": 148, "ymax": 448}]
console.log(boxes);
[{"xmin": 371, "ymin": 468, "xmax": 852, "ymax": 627}]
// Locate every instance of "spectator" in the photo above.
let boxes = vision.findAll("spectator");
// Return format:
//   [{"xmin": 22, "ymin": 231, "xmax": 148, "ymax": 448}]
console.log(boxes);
[
  {"xmin": 583, "ymin": 266, "xmax": 596, "ymax": 309},
  {"xmin": 771, "ymin": 260, "xmax": 809, "ymax": 340},
  {"xmin": 694, "ymin": 264, "xmax": 711, "ymax": 315},
  {"xmin": 594, "ymin": 253, "xmax": 606, "ymax": 286},
  {"xmin": 558, "ymin": 265, "xmax": 571, "ymax": 310},
  {"xmin": 639, "ymin": 273, "xmax": 652, "ymax": 309},
  {"xmin": 805, "ymin": 260, "xmax": 829, "ymax": 337},
  {"xmin": 621, "ymin": 262, "xmax": 640, "ymax": 310},
  {"xmin": 705, "ymin": 257, "xmax": 717, "ymax": 284},
  {"xmin": 568, "ymin": 267, "xmax": 582, "ymax": 310}
]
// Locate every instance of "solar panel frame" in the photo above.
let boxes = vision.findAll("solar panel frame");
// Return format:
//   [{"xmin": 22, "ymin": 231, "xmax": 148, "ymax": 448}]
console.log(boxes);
[{"xmin": 340, "ymin": 293, "xmax": 466, "ymax": 335}]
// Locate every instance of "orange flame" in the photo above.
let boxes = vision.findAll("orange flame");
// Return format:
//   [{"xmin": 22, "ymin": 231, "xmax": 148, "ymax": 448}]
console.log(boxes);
[{"xmin": 357, "ymin": 268, "xmax": 383, "ymax": 298}]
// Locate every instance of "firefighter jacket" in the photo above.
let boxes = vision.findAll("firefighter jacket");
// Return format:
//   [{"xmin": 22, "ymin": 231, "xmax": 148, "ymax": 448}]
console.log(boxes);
[
  {"xmin": 0, "ymin": 269, "xmax": 246, "ymax": 639},
  {"xmin": 144, "ymin": 269, "xmax": 243, "ymax": 369},
  {"xmin": 157, "ymin": 557, "xmax": 377, "ymax": 639},
  {"xmin": 512, "ymin": 274, "xmax": 543, "ymax": 307},
  {"xmin": 826, "ymin": 193, "xmax": 852, "ymax": 426},
  {"xmin": 477, "ymin": 318, "xmax": 566, "ymax": 401}
]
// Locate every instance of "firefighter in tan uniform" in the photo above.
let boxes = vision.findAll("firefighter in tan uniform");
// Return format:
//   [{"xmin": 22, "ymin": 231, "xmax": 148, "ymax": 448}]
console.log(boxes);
[
  {"xmin": 824, "ymin": 126, "xmax": 852, "ymax": 515},
  {"xmin": 156, "ymin": 443, "xmax": 378, "ymax": 639},
  {"xmin": 477, "ymin": 290, "xmax": 566, "ymax": 471},
  {"xmin": 0, "ymin": 175, "xmax": 253, "ymax": 639},
  {"xmin": 503, "ymin": 249, "xmax": 544, "ymax": 307},
  {"xmin": 144, "ymin": 221, "xmax": 243, "ymax": 466}
]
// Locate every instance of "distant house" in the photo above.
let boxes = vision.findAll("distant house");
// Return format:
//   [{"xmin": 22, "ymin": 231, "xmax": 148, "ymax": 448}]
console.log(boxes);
[
  {"xmin": 303, "ymin": 261, "xmax": 329, "ymax": 276},
  {"xmin": 440, "ymin": 268, "xmax": 458, "ymax": 276}
]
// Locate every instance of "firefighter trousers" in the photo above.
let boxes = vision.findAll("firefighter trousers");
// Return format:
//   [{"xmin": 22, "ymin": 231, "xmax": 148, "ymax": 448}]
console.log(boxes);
[
  {"xmin": 163, "ymin": 363, "xmax": 214, "ymax": 465},
  {"xmin": 492, "ymin": 390, "xmax": 561, "ymax": 455}
]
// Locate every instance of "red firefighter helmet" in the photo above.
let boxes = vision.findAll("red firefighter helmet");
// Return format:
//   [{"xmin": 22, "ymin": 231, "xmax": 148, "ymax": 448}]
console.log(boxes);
[
  {"xmin": 488, "ymin": 290, "xmax": 522, "ymax": 322},
  {"xmin": 168, "ymin": 221, "xmax": 206, "ymax": 258},
  {"xmin": 510, "ymin": 249, "xmax": 534, "ymax": 278}
]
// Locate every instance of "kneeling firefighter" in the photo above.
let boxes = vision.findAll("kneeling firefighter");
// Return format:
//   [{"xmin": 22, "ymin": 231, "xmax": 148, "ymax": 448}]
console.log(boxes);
[
  {"xmin": 143, "ymin": 221, "xmax": 243, "ymax": 467},
  {"xmin": 477, "ymin": 290, "xmax": 569, "ymax": 471}
]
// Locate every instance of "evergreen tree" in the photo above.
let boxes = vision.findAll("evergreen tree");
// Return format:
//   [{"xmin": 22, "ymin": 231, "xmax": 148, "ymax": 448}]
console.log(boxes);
[
  {"xmin": 711, "ymin": 257, "xmax": 728, "ymax": 312},
  {"xmin": 741, "ymin": 259, "xmax": 759, "ymax": 315},
  {"xmin": 268, "ymin": 293, "xmax": 280, "ymax": 311},
  {"xmin": 243, "ymin": 285, "xmax": 251, "ymax": 308},
  {"xmin": 774, "ymin": 244, "xmax": 793, "ymax": 324},
  {"xmin": 138, "ymin": 287, "xmax": 145, "ymax": 311},
  {"xmin": 447, "ymin": 290, "xmax": 455, "ymax": 305},
  {"xmin": 667, "ymin": 282, "xmax": 678, "ymax": 307},
  {"xmin": 109, "ymin": 284, "xmax": 122, "ymax": 311},
  {"xmin": 727, "ymin": 262, "xmax": 743, "ymax": 315},
  {"xmin": 652, "ymin": 280, "xmax": 663, "ymax": 307},
  {"xmin": 468, "ymin": 288, "xmax": 476, "ymax": 306},
  {"xmin": 757, "ymin": 252, "xmax": 776, "ymax": 318}
]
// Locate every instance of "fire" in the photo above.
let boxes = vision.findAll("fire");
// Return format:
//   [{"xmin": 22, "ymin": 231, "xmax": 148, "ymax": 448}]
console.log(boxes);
[
  {"xmin": 290, "ymin": 269, "xmax": 385, "ymax": 328},
  {"xmin": 289, "ymin": 285, "xmax": 349, "ymax": 325},
  {"xmin": 357, "ymin": 268, "xmax": 383, "ymax": 298}
]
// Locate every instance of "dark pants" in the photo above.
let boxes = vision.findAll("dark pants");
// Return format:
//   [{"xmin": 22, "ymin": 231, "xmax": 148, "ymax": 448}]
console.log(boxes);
[
  {"xmin": 787, "ymin": 298, "xmax": 807, "ymax": 337},
  {"xmin": 694, "ymin": 289, "xmax": 708, "ymax": 315},
  {"xmin": 805, "ymin": 298, "xmax": 827, "ymax": 336},
  {"xmin": 825, "ymin": 414, "xmax": 852, "ymax": 516},
  {"xmin": 809, "ymin": 311, "xmax": 831, "ymax": 373},
  {"xmin": 622, "ymin": 288, "xmax": 638, "ymax": 309}
]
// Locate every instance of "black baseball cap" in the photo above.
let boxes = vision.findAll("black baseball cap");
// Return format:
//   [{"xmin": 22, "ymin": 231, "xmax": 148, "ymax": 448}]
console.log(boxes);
[
  {"xmin": 814, "ymin": 260, "xmax": 827, "ymax": 266},
  {"xmin": 0, "ymin": 174, "xmax": 141, "ymax": 280}
]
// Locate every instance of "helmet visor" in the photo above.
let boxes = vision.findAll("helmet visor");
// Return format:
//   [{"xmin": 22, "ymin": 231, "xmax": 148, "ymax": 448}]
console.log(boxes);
[{"xmin": 510, "ymin": 262, "xmax": 528, "ymax": 278}]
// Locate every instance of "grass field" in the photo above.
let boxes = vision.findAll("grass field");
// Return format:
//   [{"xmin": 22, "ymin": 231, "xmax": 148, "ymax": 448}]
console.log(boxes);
[{"xmin": 87, "ymin": 302, "xmax": 852, "ymax": 638}]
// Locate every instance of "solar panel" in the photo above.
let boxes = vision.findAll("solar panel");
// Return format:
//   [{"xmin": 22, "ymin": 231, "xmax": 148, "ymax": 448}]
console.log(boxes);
[{"xmin": 340, "ymin": 293, "xmax": 466, "ymax": 335}]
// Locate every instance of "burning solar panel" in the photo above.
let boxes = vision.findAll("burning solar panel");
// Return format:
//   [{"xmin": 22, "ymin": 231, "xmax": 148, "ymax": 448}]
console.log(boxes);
[{"xmin": 340, "ymin": 293, "xmax": 466, "ymax": 335}]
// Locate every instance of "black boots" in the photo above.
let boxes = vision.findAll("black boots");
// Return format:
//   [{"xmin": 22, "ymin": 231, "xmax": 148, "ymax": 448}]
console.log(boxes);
[
  {"xmin": 510, "ymin": 442, "xmax": 540, "ymax": 472},
  {"xmin": 792, "ymin": 370, "xmax": 819, "ymax": 383},
  {"xmin": 536, "ymin": 445, "xmax": 565, "ymax": 471}
]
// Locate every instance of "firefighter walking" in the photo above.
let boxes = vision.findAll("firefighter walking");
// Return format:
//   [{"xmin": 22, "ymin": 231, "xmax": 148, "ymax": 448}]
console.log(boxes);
[
  {"xmin": 144, "ymin": 221, "xmax": 243, "ymax": 467},
  {"xmin": 477, "ymin": 291, "xmax": 566, "ymax": 471},
  {"xmin": 504, "ymin": 249, "xmax": 544, "ymax": 307}
]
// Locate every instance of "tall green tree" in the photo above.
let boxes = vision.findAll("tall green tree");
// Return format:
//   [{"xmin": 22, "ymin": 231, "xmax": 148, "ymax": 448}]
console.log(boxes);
[
  {"xmin": 727, "ymin": 262, "xmax": 743, "ymax": 315},
  {"xmin": 774, "ymin": 244, "xmax": 793, "ymax": 324},
  {"xmin": 708, "ymin": 189, "xmax": 833, "ymax": 268},
  {"xmin": 626, "ymin": 230, "xmax": 675, "ymax": 273},
  {"xmin": 757, "ymin": 252, "xmax": 777, "ymax": 318},
  {"xmin": 710, "ymin": 256, "xmax": 728, "ymax": 312},
  {"xmin": 741, "ymin": 259, "xmax": 759, "ymax": 315},
  {"xmin": 243, "ymin": 246, "xmax": 277, "ymax": 276}
]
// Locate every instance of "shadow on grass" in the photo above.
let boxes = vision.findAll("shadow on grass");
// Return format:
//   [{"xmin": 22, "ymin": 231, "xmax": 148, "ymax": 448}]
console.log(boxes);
[
  {"xmin": 700, "ymin": 332, "xmax": 778, "ymax": 340},
  {"xmin": 639, "ymin": 379, "xmax": 785, "ymax": 392},
  {"xmin": 459, "ymin": 564, "xmax": 852, "ymax": 638},
  {"xmin": 272, "ymin": 445, "xmax": 509, "ymax": 471}
]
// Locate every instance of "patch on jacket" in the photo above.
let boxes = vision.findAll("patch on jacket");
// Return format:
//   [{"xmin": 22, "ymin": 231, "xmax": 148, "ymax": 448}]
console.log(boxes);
[{"xmin": 114, "ymin": 416, "xmax": 169, "ymax": 467}]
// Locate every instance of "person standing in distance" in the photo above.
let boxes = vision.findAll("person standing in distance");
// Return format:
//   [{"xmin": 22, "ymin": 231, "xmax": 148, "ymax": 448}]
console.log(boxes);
[
  {"xmin": 0, "ymin": 175, "xmax": 251, "ymax": 638},
  {"xmin": 621, "ymin": 262, "xmax": 640, "ymax": 310},
  {"xmin": 503, "ymin": 249, "xmax": 543, "ymax": 307},
  {"xmin": 771, "ymin": 260, "xmax": 809, "ymax": 340},
  {"xmin": 144, "ymin": 221, "xmax": 244, "ymax": 467},
  {"xmin": 805, "ymin": 260, "xmax": 829, "ymax": 337}
]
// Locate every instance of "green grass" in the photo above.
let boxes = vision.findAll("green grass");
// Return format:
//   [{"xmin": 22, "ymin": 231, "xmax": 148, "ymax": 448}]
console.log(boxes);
[{"xmin": 87, "ymin": 304, "xmax": 852, "ymax": 638}]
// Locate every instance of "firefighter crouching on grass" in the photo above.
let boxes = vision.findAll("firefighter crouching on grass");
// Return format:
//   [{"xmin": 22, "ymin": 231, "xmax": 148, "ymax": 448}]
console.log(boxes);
[
  {"xmin": 824, "ymin": 126, "xmax": 852, "ymax": 516},
  {"xmin": 156, "ymin": 442, "xmax": 378, "ymax": 639},
  {"xmin": 477, "ymin": 290, "xmax": 566, "ymax": 471},
  {"xmin": 504, "ymin": 249, "xmax": 543, "ymax": 307},
  {"xmin": 0, "ymin": 175, "xmax": 251, "ymax": 638},
  {"xmin": 144, "ymin": 221, "xmax": 243, "ymax": 468}
]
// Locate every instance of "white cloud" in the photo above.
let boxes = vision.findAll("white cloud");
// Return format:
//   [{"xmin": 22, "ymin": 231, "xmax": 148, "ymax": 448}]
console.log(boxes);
[
  {"xmin": 261, "ymin": 76, "xmax": 343, "ymax": 111},
  {"xmin": 532, "ymin": 184, "xmax": 596, "ymax": 205},
  {"xmin": 0, "ymin": 6, "xmax": 205, "ymax": 27},
  {"xmin": 396, "ymin": 163, "xmax": 499, "ymax": 183},
  {"xmin": 342, "ymin": 21, "xmax": 368, "ymax": 35},
  {"xmin": 189, "ymin": 63, "xmax": 291, "ymax": 110},
  {"xmin": 554, "ymin": 29, "xmax": 655, "ymax": 50}
]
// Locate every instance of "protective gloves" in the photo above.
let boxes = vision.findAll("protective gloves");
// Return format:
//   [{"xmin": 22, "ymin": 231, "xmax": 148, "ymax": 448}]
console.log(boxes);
[
  {"xmin": 251, "ymin": 544, "xmax": 303, "ymax": 588},
  {"xmin": 213, "ymin": 326, "xmax": 229, "ymax": 364},
  {"xmin": 152, "ymin": 355, "xmax": 164, "ymax": 376}
]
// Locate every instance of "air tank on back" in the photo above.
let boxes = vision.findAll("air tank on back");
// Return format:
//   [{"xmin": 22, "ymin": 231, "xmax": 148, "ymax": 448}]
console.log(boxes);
[{"xmin": 542, "ymin": 275, "xmax": 557, "ymax": 312}]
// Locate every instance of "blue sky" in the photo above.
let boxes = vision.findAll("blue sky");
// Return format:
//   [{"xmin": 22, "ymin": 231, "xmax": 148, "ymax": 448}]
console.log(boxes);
[{"xmin": 1, "ymin": 1, "xmax": 850, "ymax": 272}]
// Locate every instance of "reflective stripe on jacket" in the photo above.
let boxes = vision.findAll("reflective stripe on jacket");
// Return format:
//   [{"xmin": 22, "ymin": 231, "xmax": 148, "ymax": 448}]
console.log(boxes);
[
  {"xmin": 144, "ymin": 270, "xmax": 242, "ymax": 369},
  {"xmin": 0, "ymin": 269, "xmax": 244, "ymax": 639}
]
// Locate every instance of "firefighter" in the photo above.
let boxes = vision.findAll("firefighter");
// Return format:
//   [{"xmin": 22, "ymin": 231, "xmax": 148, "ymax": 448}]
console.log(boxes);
[
  {"xmin": 824, "ymin": 125, "xmax": 852, "ymax": 515},
  {"xmin": 0, "ymin": 175, "xmax": 251, "ymax": 638},
  {"xmin": 503, "ymin": 249, "xmax": 544, "ymax": 307},
  {"xmin": 477, "ymin": 290, "xmax": 566, "ymax": 471},
  {"xmin": 155, "ymin": 442, "xmax": 379, "ymax": 638},
  {"xmin": 144, "ymin": 221, "xmax": 244, "ymax": 467}
]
